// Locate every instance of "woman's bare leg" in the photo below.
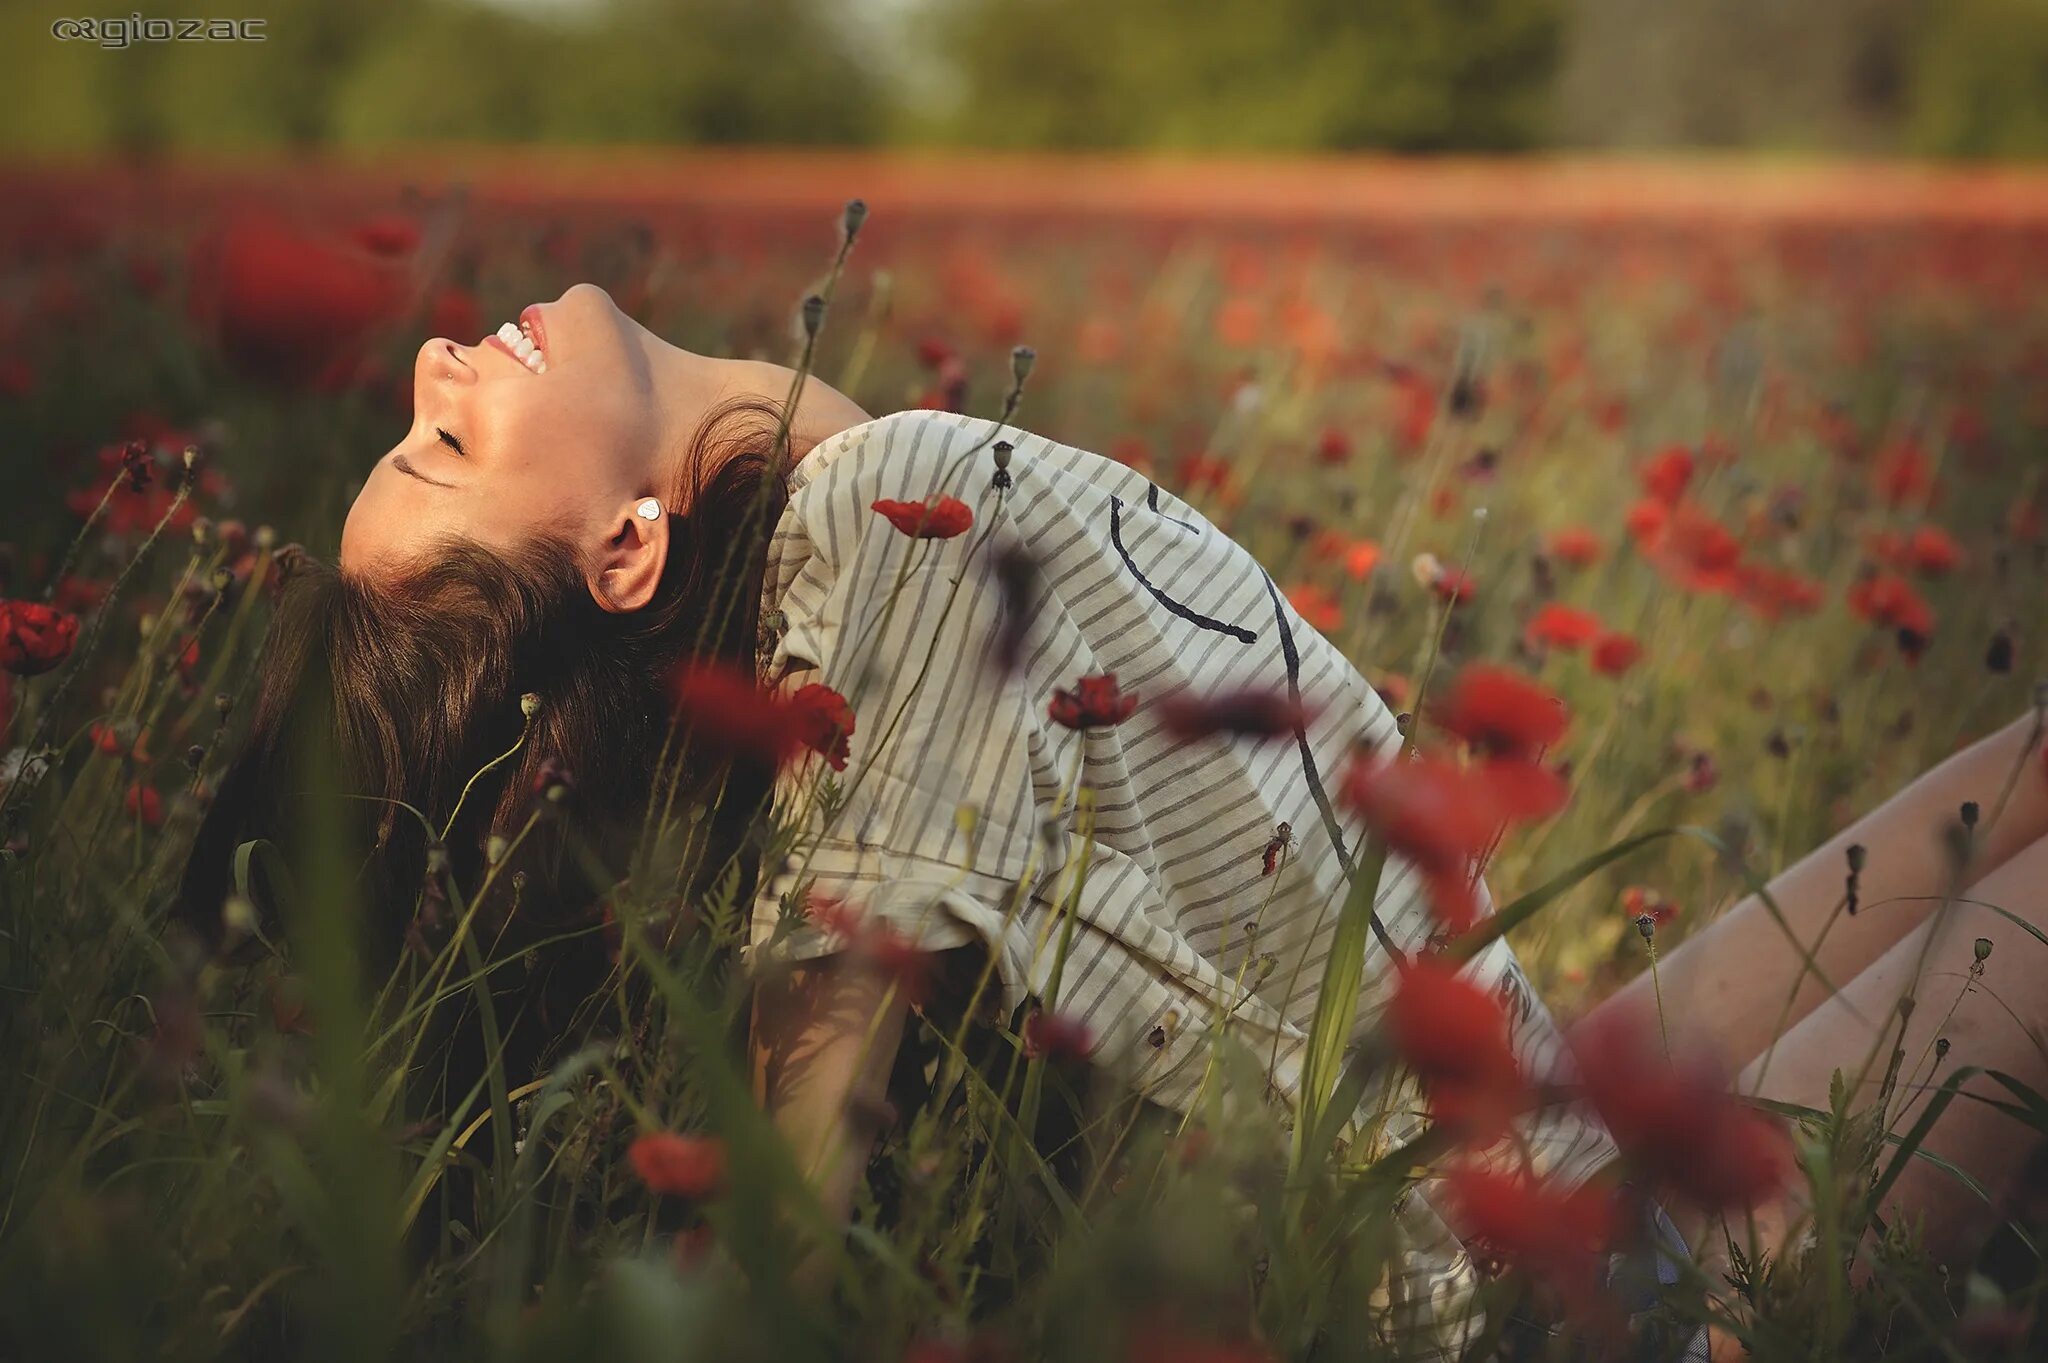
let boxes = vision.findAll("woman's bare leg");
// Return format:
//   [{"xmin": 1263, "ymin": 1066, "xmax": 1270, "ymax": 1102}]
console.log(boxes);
[
  {"xmin": 1672, "ymin": 830, "xmax": 2048, "ymax": 1281},
  {"xmin": 1587, "ymin": 708, "xmax": 2046, "ymax": 1072}
]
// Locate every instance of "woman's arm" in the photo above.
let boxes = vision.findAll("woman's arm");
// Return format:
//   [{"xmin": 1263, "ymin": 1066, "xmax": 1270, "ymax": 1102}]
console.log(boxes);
[
  {"xmin": 1587, "ymin": 707, "xmax": 2047, "ymax": 1071},
  {"xmin": 749, "ymin": 950, "xmax": 912, "ymax": 1269}
]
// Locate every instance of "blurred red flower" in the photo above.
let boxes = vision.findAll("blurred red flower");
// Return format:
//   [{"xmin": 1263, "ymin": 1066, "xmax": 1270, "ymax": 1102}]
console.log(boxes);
[
  {"xmin": 1567, "ymin": 1004, "xmax": 1796, "ymax": 1212},
  {"xmin": 1620, "ymin": 885, "xmax": 1679, "ymax": 928},
  {"xmin": 1389, "ymin": 956, "xmax": 1529, "ymax": 1144},
  {"xmin": 1284, "ymin": 582, "xmax": 1343, "ymax": 633},
  {"xmin": 1590, "ymin": 632, "xmax": 1643, "ymax": 677},
  {"xmin": 0, "ymin": 599, "xmax": 80, "ymax": 675},
  {"xmin": 1639, "ymin": 445, "xmax": 1695, "ymax": 505},
  {"xmin": 873, "ymin": 495, "xmax": 973, "ymax": 539},
  {"xmin": 670, "ymin": 660, "xmax": 853, "ymax": 772},
  {"xmin": 628, "ymin": 1131, "xmax": 727, "ymax": 1198},
  {"xmin": 1547, "ymin": 526, "xmax": 1602, "ymax": 567},
  {"xmin": 804, "ymin": 892, "xmax": 938, "ymax": 1007},
  {"xmin": 1431, "ymin": 664, "xmax": 1570, "ymax": 761},
  {"xmin": 188, "ymin": 213, "xmax": 413, "ymax": 387},
  {"xmin": 1846, "ymin": 571, "xmax": 1935, "ymax": 637},
  {"xmin": 1906, "ymin": 526, "xmax": 1961, "ymax": 577},
  {"xmin": 1315, "ymin": 426, "xmax": 1353, "ymax": 466},
  {"xmin": 124, "ymin": 783, "xmax": 163, "ymax": 828},
  {"xmin": 1440, "ymin": 1163, "xmax": 1617, "ymax": 1316},
  {"xmin": 1049, "ymin": 672, "xmax": 1138, "ymax": 729},
  {"xmin": 1021, "ymin": 1007, "xmax": 1095, "ymax": 1062},
  {"xmin": 1157, "ymin": 685, "xmax": 1314, "ymax": 742},
  {"xmin": 1524, "ymin": 603, "xmax": 1603, "ymax": 652},
  {"xmin": 787, "ymin": 681, "xmax": 856, "ymax": 771}
]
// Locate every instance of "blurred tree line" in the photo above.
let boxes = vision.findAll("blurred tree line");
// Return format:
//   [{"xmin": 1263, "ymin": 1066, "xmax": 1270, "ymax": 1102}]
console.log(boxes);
[{"xmin": 4, "ymin": 0, "xmax": 2046, "ymax": 158}]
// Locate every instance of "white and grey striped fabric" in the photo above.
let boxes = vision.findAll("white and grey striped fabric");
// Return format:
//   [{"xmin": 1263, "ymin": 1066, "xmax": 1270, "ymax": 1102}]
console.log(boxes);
[{"xmin": 743, "ymin": 408, "xmax": 1621, "ymax": 1341}]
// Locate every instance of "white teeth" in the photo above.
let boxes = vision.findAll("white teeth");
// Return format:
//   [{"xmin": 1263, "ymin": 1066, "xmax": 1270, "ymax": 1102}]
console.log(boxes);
[
  {"xmin": 497, "ymin": 322, "xmax": 520, "ymax": 344},
  {"xmin": 514, "ymin": 336, "xmax": 535, "ymax": 359},
  {"xmin": 493, "ymin": 320, "xmax": 545, "ymax": 371}
]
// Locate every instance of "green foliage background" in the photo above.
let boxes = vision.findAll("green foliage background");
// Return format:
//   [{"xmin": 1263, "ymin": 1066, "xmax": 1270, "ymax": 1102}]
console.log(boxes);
[{"xmin": 4, "ymin": 0, "xmax": 2048, "ymax": 158}]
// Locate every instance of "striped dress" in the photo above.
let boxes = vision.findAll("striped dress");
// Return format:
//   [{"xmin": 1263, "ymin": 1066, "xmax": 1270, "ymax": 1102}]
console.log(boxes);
[{"xmin": 744, "ymin": 408, "xmax": 1619, "ymax": 1336}]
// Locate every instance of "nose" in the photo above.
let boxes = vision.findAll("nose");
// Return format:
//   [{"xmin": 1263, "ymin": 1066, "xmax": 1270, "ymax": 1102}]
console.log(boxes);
[{"xmin": 417, "ymin": 337, "xmax": 474, "ymax": 388}]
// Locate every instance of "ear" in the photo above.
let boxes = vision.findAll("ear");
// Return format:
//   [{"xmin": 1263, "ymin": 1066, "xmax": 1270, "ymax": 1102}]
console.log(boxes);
[{"xmin": 588, "ymin": 497, "xmax": 670, "ymax": 614}]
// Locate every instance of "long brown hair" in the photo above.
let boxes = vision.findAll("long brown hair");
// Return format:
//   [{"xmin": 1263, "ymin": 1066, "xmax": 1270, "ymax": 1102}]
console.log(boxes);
[{"xmin": 178, "ymin": 393, "xmax": 805, "ymax": 1079}]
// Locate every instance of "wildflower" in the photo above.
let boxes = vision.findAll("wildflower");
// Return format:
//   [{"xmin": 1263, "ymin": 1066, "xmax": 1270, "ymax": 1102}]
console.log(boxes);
[
  {"xmin": 787, "ymin": 682, "xmax": 856, "ymax": 771},
  {"xmin": 1847, "ymin": 571, "xmax": 1935, "ymax": 637},
  {"xmin": 1315, "ymin": 426, "xmax": 1352, "ymax": 466},
  {"xmin": 1021, "ymin": 1007, "xmax": 1094, "ymax": 1062},
  {"xmin": 124, "ymin": 783, "xmax": 163, "ymax": 828},
  {"xmin": 1523, "ymin": 603, "xmax": 1602, "ymax": 652},
  {"xmin": 0, "ymin": 600, "xmax": 81, "ymax": 675},
  {"xmin": 1388, "ymin": 956, "xmax": 1529, "ymax": 1144},
  {"xmin": 1589, "ymin": 631, "xmax": 1642, "ymax": 677},
  {"xmin": 1566, "ymin": 1004, "xmax": 1795, "ymax": 1212},
  {"xmin": 1431, "ymin": 664, "xmax": 1569, "ymax": 761},
  {"xmin": 1873, "ymin": 439, "xmax": 1935, "ymax": 508},
  {"xmin": 1341, "ymin": 538, "xmax": 1381, "ymax": 582},
  {"xmin": 872, "ymin": 495, "xmax": 973, "ymax": 540},
  {"xmin": 1547, "ymin": 526, "xmax": 1602, "ymax": 567},
  {"xmin": 1283, "ymin": 582, "xmax": 1342, "ymax": 633},
  {"xmin": 1049, "ymin": 672, "xmax": 1138, "ymax": 729},
  {"xmin": 670, "ymin": 660, "xmax": 852, "ymax": 772},
  {"xmin": 1906, "ymin": 525, "xmax": 1961, "ymax": 577},
  {"xmin": 1620, "ymin": 885, "xmax": 1679, "ymax": 929},
  {"xmin": 629, "ymin": 1130, "xmax": 727, "ymax": 1198},
  {"xmin": 1639, "ymin": 445, "xmax": 1694, "ymax": 505},
  {"xmin": 1440, "ymin": 1163, "xmax": 1617, "ymax": 1315},
  {"xmin": 1157, "ymin": 685, "xmax": 1314, "ymax": 742},
  {"xmin": 1337, "ymin": 752, "xmax": 1564, "ymax": 932},
  {"xmin": 1622, "ymin": 498, "xmax": 1668, "ymax": 546}
]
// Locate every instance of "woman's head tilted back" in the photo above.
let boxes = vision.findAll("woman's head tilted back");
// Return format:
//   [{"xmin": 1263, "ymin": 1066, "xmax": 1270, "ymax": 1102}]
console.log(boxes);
[{"xmin": 179, "ymin": 284, "xmax": 855, "ymax": 1013}]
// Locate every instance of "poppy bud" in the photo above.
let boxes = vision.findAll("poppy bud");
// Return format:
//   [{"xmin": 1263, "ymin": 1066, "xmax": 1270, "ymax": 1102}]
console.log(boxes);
[
  {"xmin": 1974, "ymin": 937, "xmax": 1993, "ymax": 963},
  {"xmin": 1846, "ymin": 844, "xmax": 1866, "ymax": 873},
  {"xmin": 214, "ymin": 692, "xmax": 233, "ymax": 716},
  {"xmin": 801, "ymin": 293, "xmax": 826, "ymax": 339},
  {"xmin": 1011, "ymin": 345, "xmax": 1036, "ymax": 385},
  {"xmin": 1934, "ymin": 1037, "xmax": 1950, "ymax": 1060},
  {"xmin": 841, "ymin": 198, "xmax": 867, "ymax": 244},
  {"xmin": 1960, "ymin": 801, "xmax": 1979, "ymax": 828},
  {"xmin": 519, "ymin": 692, "xmax": 541, "ymax": 719}
]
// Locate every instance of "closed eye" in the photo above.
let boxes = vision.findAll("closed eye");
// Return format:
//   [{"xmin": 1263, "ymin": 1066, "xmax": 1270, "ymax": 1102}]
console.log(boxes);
[{"xmin": 436, "ymin": 427, "xmax": 468, "ymax": 457}]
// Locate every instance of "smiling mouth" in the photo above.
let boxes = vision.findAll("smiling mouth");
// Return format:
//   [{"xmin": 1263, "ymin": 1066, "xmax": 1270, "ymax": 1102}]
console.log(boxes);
[{"xmin": 483, "ymin": 306, "xmax": 550, "ymax": 373}]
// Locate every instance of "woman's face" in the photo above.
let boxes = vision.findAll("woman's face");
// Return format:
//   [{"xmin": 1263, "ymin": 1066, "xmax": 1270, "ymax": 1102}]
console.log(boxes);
[{"xmin": 341, "ymin": 283, "xmax": 669, "ymax": 580}]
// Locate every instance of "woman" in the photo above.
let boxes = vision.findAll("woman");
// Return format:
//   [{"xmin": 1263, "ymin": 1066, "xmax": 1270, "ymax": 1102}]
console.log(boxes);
[{"xmin": 181, "ymin": 282, "xmax": 2046, "ymax": 1348}]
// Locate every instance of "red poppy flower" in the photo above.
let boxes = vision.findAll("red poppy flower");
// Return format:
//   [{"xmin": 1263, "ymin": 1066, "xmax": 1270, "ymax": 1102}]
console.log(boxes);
[
  {"xmin": 1336, "ymin": 752, "xmax": 1563, "ymax": 932},
  {"xmin": 1049, "ymin": 673, "xmax": 1138, "ymax": 729},
  {"xmin": 1156, "ymin": 685, "xmax": 1314, "ymax": 742},
  {"xmin": 0, "ymin": 599, "xmax": 80, "ymax": 676},
  {"xmin": 1440, "ymin": 1163, "xmax": 1617, "ymax": 1312},
  {"xmin": 670, "ymin": 660, "xmax": 853, "ymax": 772},
  {"xmin": 1342, "ymin": 539, "xmax": 1381, "ymax": 582},
  {"xmin": 1653, "ymin": 502, "xmax": 1744, "ymax": 593},
  {"xmin": 787, "ymin": 682, "xmax": 856, "ymax": 771},
  {"xmin": 1388, "ymin": 957, "xmax": 1529, "ymax": 1143},
  {"xmin": 1846, "ymin": 572, "xmax": 1935, "ymax": 637},
  {"xmin": 1431, "ymin": 664, "xmax": 1570, "ymax": 761},
  {"xmin": 1590, "ymin": 632, "xmax": 1643, "ymax": 677},
  {"xmin": 124, "ymin": 783, "xmax": 163, "ymax": 828},
  {"xmin": 1623, "ymin": 498, "xmax": 1668, "ymax": 546},
  {"xmin": 1906, "ymin": 526, "xmax": 1961, "ymax": 577},
  {"xmin": 187, "ymin": 213, "xmax": 412, "ymax": 387},
  {"xmin": 1547, "ymin": 526, "xmax": 1602, "ymax": 567},
  {"xmin": 1620, "ymin": 885, "xmax": 1679, "ymax": 928},
  {"xmin": 1734, "ymin": 565, "xmax": 1827, "ymax": 621},
  {"xmin": 628, "ymin": 1131, "xmax": 727, "ymax": 1198},
  {"xmin": 1567, "ymin": 1004, "xmax": 1795, "ymax": 1212},
  {"xmin": 872, "ymin": 495, "xmax": 973, "ymax": 539},
  {"xmin": 1284, "ymin": 582, "xmax": 1343, "ymax": 633},
  {"xmin": 1873, "ymin": 439, "xmax": 1935, "ymax": 508},
  {"xmin": 1021, "ymin": 1008, "xmax": 1095, "ymax": 1062},
  {"xmin": 1315, "ymin": 426, "xmax": 1352, "ymax": 466},
  {"xmin": 1428, "ymin": 564, "xmax": 1478, "ymax": 606},
  {"xmin": 1524, "ymin": 603, "xmax": 1603, "ymax": 652},
  {"xmin": 1639, "ymin": 445, "xmax": 1694, "ymax": 505}
]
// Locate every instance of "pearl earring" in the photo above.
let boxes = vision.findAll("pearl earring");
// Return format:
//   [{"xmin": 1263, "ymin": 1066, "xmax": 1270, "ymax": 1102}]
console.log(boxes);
[{"xmin": 636, "ymin": 497, "xmax": 662, "ymax": 521}]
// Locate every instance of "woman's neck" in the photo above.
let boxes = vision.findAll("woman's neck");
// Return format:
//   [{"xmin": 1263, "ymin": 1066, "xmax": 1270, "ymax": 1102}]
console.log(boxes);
[{"xmin": 648, "ymin": 344, "xmax": 874, "ymax": 498}]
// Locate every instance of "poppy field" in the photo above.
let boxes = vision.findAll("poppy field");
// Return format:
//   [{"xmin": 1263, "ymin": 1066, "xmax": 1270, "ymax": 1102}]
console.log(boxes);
[{"xmin": 1, "ymin": 152, "xmax": 2046, "ymax": 1362}]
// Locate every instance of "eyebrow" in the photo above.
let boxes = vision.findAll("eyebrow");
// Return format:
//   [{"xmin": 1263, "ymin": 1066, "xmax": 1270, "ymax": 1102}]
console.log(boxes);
[{"xmin": 392, "ymin": 453, "xmax": 456, "ymax": 488}]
